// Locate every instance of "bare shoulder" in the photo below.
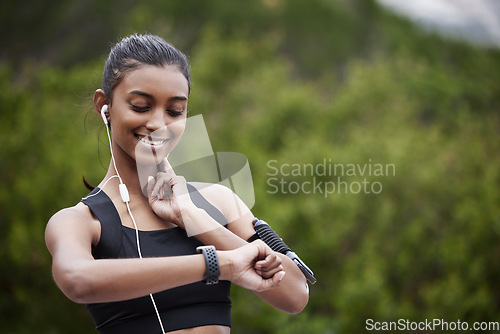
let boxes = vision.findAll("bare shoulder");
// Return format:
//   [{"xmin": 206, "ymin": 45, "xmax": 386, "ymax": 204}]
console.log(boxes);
[
  {"xmin": 47, "ymin": 203, "xmax": 95, "ymax": 228},
  {"xmin": 188, "ymin": 182, "xmax": 235, "ymax": 211},
  {"xmin": 188, "ymin": 182, "xmax": 254, "ymax": 227},
  {"xmin": 188, "ymin": 181, "xmax": 232, "ymax": 197},
  {"xmin": 45, "ymin": 203, "xmax": 100, "ymax": 253}
]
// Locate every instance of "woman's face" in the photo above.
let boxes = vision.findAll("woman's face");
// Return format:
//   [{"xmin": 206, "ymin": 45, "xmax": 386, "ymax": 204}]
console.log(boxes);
[{"xmin": 108, "ymin": 64, "xmax": 189, "ymax": 166}]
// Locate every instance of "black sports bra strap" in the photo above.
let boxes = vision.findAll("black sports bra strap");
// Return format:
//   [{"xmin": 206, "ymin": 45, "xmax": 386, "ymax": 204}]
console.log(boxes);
[
  {"xmin": 187, "ymin": 183, "xmax": 228, "ymax": 226},
  {"xmin": 81, "ymin": 188, "xmax": 123, "ymax": 259}
]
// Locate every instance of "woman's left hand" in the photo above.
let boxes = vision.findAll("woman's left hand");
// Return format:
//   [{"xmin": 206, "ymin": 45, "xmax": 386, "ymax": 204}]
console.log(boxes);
[
  {"xmin": 147, "ymin": 158, "xmax": 195, "ymax": 229},
  {"xmin": 254, "ymin": 252, "xmax": 284, "ymax": 279}
]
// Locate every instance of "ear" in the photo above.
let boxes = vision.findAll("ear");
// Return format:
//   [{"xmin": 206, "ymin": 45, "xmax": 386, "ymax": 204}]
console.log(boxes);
[{"xmin": 93, "ymin": 89, "xmax": 110, "ymax": 122}]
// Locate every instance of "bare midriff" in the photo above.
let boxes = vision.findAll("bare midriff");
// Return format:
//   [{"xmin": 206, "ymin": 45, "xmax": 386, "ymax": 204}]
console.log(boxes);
[{"xmin": 167, "ymin": 325, "xmax": 231, "ymax": 334}]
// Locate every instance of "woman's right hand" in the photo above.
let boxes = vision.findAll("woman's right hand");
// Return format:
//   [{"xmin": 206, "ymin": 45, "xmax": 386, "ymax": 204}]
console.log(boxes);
[
  {"xmin": 147, "ymin": 158, "xmax": 197, "ymax": 229},
  {"xmin": 219, "ymin": 240, "xmax": 286, "ymax": 292}
]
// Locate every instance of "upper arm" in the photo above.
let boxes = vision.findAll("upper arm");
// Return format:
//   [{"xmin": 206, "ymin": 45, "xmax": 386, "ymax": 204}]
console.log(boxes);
[
  {"xmin": 45, "ymin": 205, "xmax": 99, "ymax": 288},
  {"xmin": 189, "ymin": 182, "xmax": 256, "ymax": 240}
]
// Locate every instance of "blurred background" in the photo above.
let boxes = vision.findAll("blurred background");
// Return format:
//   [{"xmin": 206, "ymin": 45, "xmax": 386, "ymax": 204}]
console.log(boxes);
[{"xmin": 1, "ymin": 0, "xmax": 499, "ymax": 333}]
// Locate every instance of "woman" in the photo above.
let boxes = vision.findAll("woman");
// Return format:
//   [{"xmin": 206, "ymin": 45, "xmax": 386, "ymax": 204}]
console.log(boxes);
[{"xmin": 45, "ymin": 34, "xmax": 308, "ymax": 333}]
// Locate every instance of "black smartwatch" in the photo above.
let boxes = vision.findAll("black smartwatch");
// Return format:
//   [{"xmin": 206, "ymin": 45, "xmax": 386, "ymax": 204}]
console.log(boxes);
[{"xmin": 196, "ymin": 245, "xmax": 220, "ymax": 285}]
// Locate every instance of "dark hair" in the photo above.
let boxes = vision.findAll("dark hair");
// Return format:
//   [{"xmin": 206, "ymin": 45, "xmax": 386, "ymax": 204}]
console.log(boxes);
[{"xmin": 102, "ymin": 34, "xmax": 191, "ymax": 100}]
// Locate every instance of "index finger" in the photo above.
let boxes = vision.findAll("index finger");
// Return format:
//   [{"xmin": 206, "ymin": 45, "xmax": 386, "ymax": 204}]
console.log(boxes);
[{"xmin": 158, "ymin": 156, "xmax": 176, "ymax": 176}]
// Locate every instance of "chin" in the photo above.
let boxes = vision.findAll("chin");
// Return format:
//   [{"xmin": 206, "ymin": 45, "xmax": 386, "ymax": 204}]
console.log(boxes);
[
  {"xmin": 134, "ymin": 151, "xmax": 168, "ymax": 166},
  {"xmin": 134, "ymin": 141, "xmax": 174, "ymax": 166}
]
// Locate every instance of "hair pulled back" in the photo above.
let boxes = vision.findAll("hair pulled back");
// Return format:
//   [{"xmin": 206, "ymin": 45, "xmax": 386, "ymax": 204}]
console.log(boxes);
[{"xmin": 102, "ymin": 34, "xmax": 191, "ymax": 101}]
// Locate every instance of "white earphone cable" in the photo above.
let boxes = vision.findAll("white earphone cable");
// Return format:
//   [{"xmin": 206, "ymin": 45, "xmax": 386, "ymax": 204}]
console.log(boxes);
[
  {"xmin": 104, "ymin": 120, "xmax": 166, "ymax": 334},
  {"xmin": 81, "ymin": 175, "xmax": 119, "ymax": 201}
]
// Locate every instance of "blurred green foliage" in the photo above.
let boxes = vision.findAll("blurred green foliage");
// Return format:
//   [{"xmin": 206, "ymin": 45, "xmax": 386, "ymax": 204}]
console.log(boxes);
[{"xmin": 1, "ymin": 0, "xmax": 499, "ymax": 333}]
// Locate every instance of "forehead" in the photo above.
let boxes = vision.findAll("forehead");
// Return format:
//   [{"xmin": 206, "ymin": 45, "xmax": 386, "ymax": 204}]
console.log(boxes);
[{"xmin": 116, "ymin": 64, "xmax": 189, "ymax": 98}]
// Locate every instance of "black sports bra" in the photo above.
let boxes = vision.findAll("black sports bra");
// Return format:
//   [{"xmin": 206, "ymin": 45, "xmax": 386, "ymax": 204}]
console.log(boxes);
[{"xmin": 81, "ymin": 184, "xmax": 232, "ymax": 333}]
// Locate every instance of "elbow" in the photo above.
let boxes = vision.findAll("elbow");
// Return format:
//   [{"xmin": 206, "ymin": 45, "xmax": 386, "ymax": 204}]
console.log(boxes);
[
  {"xmin": 284, "ymin": 287, "xmax": 309, "ymax": 315},
  {"xmin": 290, "ymin": 301, "xmax": 309, "ymax": 315},
  {"xmin": 274, "ymin": 280, "xmax": 309, "ymax": 314},
  {"xmin": 260, "ymin": 273, "xmax": 310, "ymax": 314},
  {"xmin": 54, "ymin": 264, "xmax": 96, "ymax": 304},
  {"xmin": 65, "ymin": 284, "xmax": 94, "ymax": 305}
]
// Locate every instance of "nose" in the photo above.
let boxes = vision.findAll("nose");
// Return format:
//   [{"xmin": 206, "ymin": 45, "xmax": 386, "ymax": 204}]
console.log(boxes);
[{"xmin": 146, "ymin": 108, "xmax": 168, "ymax": 131}]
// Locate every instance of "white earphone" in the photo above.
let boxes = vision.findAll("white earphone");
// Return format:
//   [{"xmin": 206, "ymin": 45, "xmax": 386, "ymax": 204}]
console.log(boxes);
[{"xmin": 100, "ymin": 104, "xmax": 109, "ymax": 125}]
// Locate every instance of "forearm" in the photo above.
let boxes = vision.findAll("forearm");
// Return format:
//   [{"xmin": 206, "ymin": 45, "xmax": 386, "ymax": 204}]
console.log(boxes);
[
  {"xmin": 183, "ymin": 208, "xmax": 309, "ymax": 313},
  {"xmin": 255, "ymin": 254, "xmax": 309, "ymax": 314},
  {"xmin": 55, "ymin": 254, "xmax": 208, "ymax": 304},
  {"xmin": 182, "ymin": 207, "xmax": 248, "ymax": 250}
]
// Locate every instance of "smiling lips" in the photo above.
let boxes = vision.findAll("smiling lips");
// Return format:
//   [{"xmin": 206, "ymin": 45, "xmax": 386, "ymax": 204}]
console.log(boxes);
[{"xmin": 135, "ymin": 134, "xmax": 170, "ymax": 147}]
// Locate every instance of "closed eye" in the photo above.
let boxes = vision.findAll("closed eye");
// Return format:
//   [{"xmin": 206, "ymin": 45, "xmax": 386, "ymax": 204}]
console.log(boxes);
[
  {"xmin": 130, "ymin": 103, "xmax": 150, "ymax": 113},
  {"xmin": 168, "ymin": 110, "xmax": 184, "ymax": 117}
]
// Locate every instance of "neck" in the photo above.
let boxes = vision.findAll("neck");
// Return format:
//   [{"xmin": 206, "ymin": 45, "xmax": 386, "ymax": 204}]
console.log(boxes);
[{"xmin": 103, "ymin": 154, "xmax": 160, "ymax": 199}]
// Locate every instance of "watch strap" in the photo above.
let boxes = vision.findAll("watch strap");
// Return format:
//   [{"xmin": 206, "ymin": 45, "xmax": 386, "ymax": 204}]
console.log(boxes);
[{"xmin": 196, "ymin": 245, "xmax": 220, "ymax": 285}]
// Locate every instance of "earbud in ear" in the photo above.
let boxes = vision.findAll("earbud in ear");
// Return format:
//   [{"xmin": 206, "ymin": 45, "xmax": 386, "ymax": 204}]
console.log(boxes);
[{"xmin": 100, "ymin": 105, "xmax": 109, "ymax": 125}]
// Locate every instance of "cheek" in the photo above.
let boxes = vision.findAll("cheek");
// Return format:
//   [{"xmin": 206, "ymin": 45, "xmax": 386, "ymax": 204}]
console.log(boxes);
[
  {"xmin": 167, "ymin": 119, "xmax": 186, "ymax": 145},
  {"xmin": 109, "ymin": 110, "xmax": 139, "ymax": 135},
  {"xmin": 170, "ymin": 121, "xmax": 185, "ymax": 138}
]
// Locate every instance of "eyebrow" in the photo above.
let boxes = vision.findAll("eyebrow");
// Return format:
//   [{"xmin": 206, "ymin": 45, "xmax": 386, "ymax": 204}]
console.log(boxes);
[{"xmin": 129, "ymin": 90, "xmax": 187, "ymax": 101}]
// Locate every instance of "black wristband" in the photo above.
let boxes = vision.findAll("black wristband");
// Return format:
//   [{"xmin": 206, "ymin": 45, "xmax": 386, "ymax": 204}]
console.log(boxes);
[
  {"xmin": 246, "ymin": 232, "xmax": 260, "ymax": 243},
  {"xmin": 196, "ymin": 245, "xmax": 220, "ymax": 285}
]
